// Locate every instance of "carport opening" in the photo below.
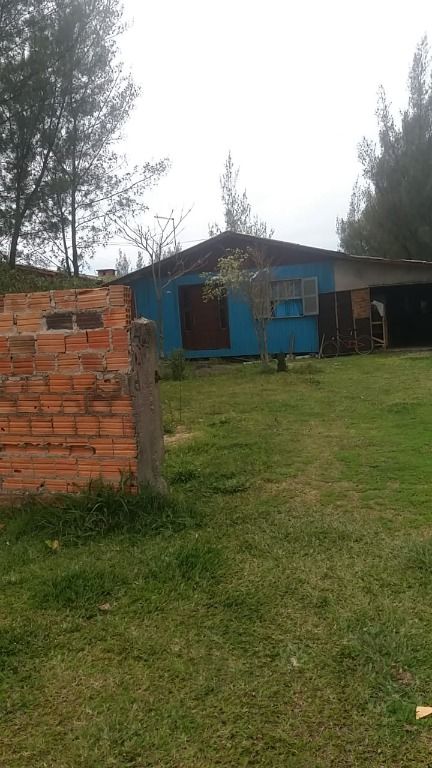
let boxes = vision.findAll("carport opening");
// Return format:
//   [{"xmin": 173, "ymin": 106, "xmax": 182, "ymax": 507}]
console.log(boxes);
[{"xmin": 372, "ymin": 283, "xmax": 432, "ymax": 348}]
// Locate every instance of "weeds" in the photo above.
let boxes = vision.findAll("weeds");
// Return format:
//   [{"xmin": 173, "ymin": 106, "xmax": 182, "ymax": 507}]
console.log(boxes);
[
  {"xmin": 169, "ymin": 348, "xmax": 187, "ymax": 381},
  {"xmin": 6, "ymin": 483, "xmax": 197, "ymax": 545}
]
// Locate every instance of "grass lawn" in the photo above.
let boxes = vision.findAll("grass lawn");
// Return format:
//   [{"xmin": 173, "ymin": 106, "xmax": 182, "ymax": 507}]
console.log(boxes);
[{"xmin": 3, "ymin": 354, "xmax": 432, "ymax": 766}]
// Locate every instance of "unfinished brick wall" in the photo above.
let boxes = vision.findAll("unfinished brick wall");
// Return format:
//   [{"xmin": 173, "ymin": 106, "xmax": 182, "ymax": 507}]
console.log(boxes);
[{"xmin": 0, "ymin": 286, "xmax": 164, "ymax": 493}]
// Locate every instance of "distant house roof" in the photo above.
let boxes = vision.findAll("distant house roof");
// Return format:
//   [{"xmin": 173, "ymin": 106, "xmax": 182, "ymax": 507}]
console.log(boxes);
[
  {"xmin": 14, "ymin": 263, "xmax": 97, "ymax": 281},
  {"xmin": 113, "ymin": 230, "xmax": 432, "ymax": 285}
]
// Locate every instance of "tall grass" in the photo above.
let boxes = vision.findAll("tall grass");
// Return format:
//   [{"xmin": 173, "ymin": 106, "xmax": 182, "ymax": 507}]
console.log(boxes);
[{"xmin": 6, "ymin": 483, "xmax": 198, "ymax": 545}]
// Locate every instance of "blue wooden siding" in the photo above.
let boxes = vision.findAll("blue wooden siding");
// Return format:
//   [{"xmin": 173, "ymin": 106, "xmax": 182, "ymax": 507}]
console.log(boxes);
[{"xmin": 132, "ymin": 260, "xmax": 335, "ymax": 357}]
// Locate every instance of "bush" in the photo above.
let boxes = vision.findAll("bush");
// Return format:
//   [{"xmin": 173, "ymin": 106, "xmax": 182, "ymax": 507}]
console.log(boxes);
[
  {"xmin": 0, "ymin": 263, "xmax": 93, "ymax": 294},
  {"xmin": 169, "ymin": 348, "xmax": 187, "ymax": 381},
  {"xmin": 6, "ymin": 483, "xmax": 198, "ymax": 545}
]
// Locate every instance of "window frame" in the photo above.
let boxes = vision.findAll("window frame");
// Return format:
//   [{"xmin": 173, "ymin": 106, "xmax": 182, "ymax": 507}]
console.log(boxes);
[{"xmin": 270, "ymin": 277, "xmax": 319, "ymax": 318}]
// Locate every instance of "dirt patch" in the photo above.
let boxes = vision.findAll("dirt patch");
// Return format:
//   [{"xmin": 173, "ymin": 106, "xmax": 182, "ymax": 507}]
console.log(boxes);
[{"xmin": 164, "ymin": 426, "xmax": 196, "ymax": 447}]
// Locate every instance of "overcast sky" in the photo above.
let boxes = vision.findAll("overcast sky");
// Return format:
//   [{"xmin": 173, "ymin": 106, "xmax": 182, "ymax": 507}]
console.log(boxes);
[{"xmin": 95, "ymin": 0, "xmax": 432, "ymax": 271}]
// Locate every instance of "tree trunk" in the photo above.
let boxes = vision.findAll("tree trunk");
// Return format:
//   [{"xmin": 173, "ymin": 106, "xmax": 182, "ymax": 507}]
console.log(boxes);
[
  {"xmin": 70, "ymin": 117, "xmax": 79, "ymax": 277},
  {"xmin": 71, "ymin": 183, "xmax": 79, "ymax": 276},
  {"xmin": 9, "ymin": 221, "xmax": 20, "ymax": 268},
  {"xmin": 9, "ymin": 181, "xmax": 22, "ymax": 267},
  {"xmin": 156, "ymin": 283, "xmax": 164, "ymax": 357},
  {"xmin": 58, "ymin": 194, "xmax": 71, "ymax": 276},
  {"xmin": 255, "ymin": 319, "xmax": 269, "ymax": 365}
]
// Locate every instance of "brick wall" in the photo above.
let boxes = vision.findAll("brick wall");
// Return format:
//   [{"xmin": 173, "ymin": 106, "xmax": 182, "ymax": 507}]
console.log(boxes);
[{"xmin": 0, "ymin": 286, "xmax": 164, "ymax": 493}]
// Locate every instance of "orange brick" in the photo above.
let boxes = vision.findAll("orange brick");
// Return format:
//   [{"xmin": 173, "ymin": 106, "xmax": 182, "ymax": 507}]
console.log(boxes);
[
  {"xmin": 111, "ymin": 396, "xmax": 133, "ymax": 415},
  {"xmin": 27, "ymin": 379, "xmax": 49, "ymax": 394},
  {"xmin": 8, "ymin": 335, "xmax": 36, "ymax": 355},
  {"xmin": 102, "ymin": 309, "xmax": 129, "ymax": 328},
  {"xmin": 96, "ymin": 379, "xmax": 122, "ymax": 397},
  {"xmin": 9, "ymin": 416, "xmax": 30, "ymax": 435},
  {"xmin": 3, "ymin": 477, "xmax": 41, "ymax": 491},
  {"xmin": 0, "ymin": 435, "xmax": 26, "ymax": 445},
  {"xmin": 81, "ymin": 353, "xmax": 105, "ymax": 372},
  {"xmin": 0, "ymin": 356, "xmax": 12, "ymax": 375},
  {"xmin": 4, "ymin": 294, "xmax": 27, "ymax": 312},
  {"xmin": 75, "ymin": 415, "xmax": 99, "ymax": 434},
  {"xmin": 26, "ymin": 292, "xmax": 52, "ymax": 311},
  {"xmin": 49, "ymin": 375, "xmax": 72, "ymax": 393},
  {"xmin": 65, "ymin": 333, "xmax": 88, "ymax": 352},
  {"xmin": 0, "ymin": 458, "xmax": 14, "ymax": 473},
  {"xmin": 77, "ymin": 289, "xmax": 108, "ymax": 309},
  {"xmin": 31, "ymin": 416, "xmax": 54, "ymax": 435},
  {"xmin": 0, "ymin": 416, "xmax": 8, "ymax": 432},
  {"xmin": 99, "ymin": 416, "xmax": 123, "ymax": 436},
  {"xmin": 112, "ymin": 438, "xmax": 137, "ymax": 458},
  {"xmin": 90, "ymin": 438, "xmax": 114, "ymax": 456},
  {"xmin": 105, "ymin": 352, "xmax": 129, "ymax": 371},
  {"xmin": 0, "ymin": 337, "xmax": 8, "ymax": 354},
  {"xmin": 52, "ymin": 415, "xmax": 75, "ymax": 435},
  {"xmin": 41, "ymin": 478, "xmax": 69, "ymax": 493},
  {"xmin": 8, "ymin": 457, "xmax": 35, "ymax": 473},
  {"xmin": 16, "ymin": 313, "xmax": 43, "ymax": 333},
  {"xmin": 40, "ymin": 394, "xmax": 62, "ymax": 413},
  {"xmin": 108, "ymin": 286, "xmax": 131, "ymax": 307},
  {"xmin": 87, "ymin": 397, "xmax": 111, "ymax": 414},
  {"xmin": 0, "ymin": 313, "xmax": 15, "ymax": 332},
  {"xmin": 12, "ymin": 357, "xmax": 34, "ymax": 376},
  {"xmin": 87, "ymin": 329, "xmax": 110, "ymax": 350},
  {"xmin": 63, "ymin": 394, "xmax": 85, "ymax": 414},
  {"xmin": 57, "ymin": 353, "xmax": 81, "ymax": 373},
  {"xmin": 72, "ymin": 373, "xmax": 96, "ymax": 391},
  {"xmin": 32, "ymin": 457, "xmax": 78, "ymax": 477},
  {"xmin": 37, "ymin": 334, "xmax": 66, "ymax": 353},
  {"xmin": 0, "ymin": 398, "xmax": 16, "ymax": 415},
  {"xmin": 111, "ymin": 328, "xmax": 129, "ymax": 352},
  {"xmin": 123, "ymin": 416, "xmax": 135, "ymax": 437},
  {"xmin": 52, "ymin": 290, "xmax": 77, "ymax": 311},
  {"xmin": 3, "ymin": 380, "xmax": 26, "ymax": 395},
  {"xmin": 67, "ymin": 441, "xmax": 96, "ymax": 457},
  {"xmin": 34, "ymin": 355, "xmax": 57, "ymax": 373},
  {"xmin": 17, "ymin": 396, "xmax": 40, "ymax": 414}
]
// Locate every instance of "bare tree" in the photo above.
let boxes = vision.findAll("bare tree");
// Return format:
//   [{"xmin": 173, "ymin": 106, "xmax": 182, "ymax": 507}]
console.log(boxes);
[
  {"xmin": 204, "ymin": 246, "xmax": 272, "ymax": 364},
  {"xmin": 111, "ymin": 208, "xmax": 201, "ymax": 353}
]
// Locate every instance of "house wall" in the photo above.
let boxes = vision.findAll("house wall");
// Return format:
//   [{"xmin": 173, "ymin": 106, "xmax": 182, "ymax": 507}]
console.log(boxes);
[
  {"xmin": 334, "ymin": 259, "xmax": 432, "ymax": 291},
  {"xmin": 0, "ymin": 286, "xmax": 164, "ymax": 494},
  {"xmin": 132, "ymin": 261, "xmax": 335, "ymax": 357}
]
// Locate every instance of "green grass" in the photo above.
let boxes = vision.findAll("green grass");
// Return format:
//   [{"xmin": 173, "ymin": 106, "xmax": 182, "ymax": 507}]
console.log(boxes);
[{"xmin": 3, "ymin": 353, "xmax": 432, "ymax": 765}]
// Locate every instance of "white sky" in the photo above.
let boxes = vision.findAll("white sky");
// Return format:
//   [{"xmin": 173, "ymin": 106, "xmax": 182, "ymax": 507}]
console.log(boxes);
[{"xmin": 95, "ymin": 0, "xmax": 432, "ymax": 271}]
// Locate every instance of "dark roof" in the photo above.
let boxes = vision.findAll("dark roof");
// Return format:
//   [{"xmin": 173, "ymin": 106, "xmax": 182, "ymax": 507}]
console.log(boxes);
[{"xmin": 113, "ymin": 230, "xmax": 432, "ymax": 284}]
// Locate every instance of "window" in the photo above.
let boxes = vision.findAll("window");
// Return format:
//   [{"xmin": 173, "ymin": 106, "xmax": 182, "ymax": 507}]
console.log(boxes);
[{"xmin": 270, "ymin": 277, "xmax": 319, "ymax": 318}]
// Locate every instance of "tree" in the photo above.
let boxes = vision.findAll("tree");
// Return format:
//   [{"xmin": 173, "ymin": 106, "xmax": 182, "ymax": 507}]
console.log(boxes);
[
  {"xmin": 38, "ymin": 0, "xmax": 167, "ymax": 276},
  {"xmin": 204, "ymin": 247, "xmax": 272, "ymax": 364},
  {"xmin": 115, "ymin": 248, "xmax": 130, "ymax": 277},
  {"xmin": 0, "ymin": 1, "xmax": 69, "ymax": 266},
  {"xmin": 0, "ymin": 0, "xmax": 167, "ymax": 273},
  {"xmin": 338, "ymin": 36, "xmax": 432, "ymax": 260},
  {"xmin": 209, "ymin": 151, "xmax": 274, "ymax": 238},
  {"xmin": 110, "ymin": 209, "xmax": 196, "ymax": 353}
]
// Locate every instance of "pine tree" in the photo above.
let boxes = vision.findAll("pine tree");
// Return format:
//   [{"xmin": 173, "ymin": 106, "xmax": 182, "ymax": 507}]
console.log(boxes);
[
  {"xmin": 209, "ymin": 152, "xmax": 273, "ymax": 238},
  {"xmin": 338, "ymin": 37, "xmax": 432, "ymax": 260}
]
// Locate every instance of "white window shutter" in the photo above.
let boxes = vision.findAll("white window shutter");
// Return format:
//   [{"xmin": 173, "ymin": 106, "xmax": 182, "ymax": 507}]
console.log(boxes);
[{"xmin": 302, "ymin": 277, "xmax": 319, "ymax": 316}]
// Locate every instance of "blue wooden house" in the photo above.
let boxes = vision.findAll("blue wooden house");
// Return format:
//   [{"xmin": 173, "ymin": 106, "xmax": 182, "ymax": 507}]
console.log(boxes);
[{"xmin": 116, "ymin": 231, "xmax": 432, "ymax": 356}]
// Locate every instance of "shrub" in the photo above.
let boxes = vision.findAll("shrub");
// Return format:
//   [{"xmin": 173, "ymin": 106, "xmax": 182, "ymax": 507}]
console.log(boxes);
[{"xmin": 169, "ymin": 348, "xmax": 187, "ymax": 381}]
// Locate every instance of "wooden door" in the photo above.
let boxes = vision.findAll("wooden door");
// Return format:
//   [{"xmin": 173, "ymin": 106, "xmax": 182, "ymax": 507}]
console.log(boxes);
[{"xmin": 179, "ymin": 284, "xmax": 230, "ymax": 351}]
